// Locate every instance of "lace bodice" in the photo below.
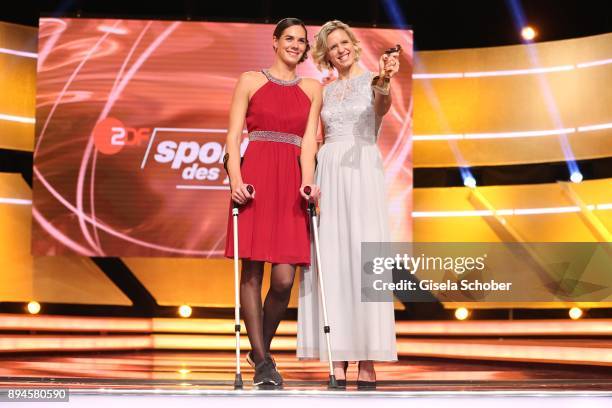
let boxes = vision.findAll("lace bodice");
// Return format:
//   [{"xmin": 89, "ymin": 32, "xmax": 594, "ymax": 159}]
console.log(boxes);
[{"xmin": 321, "ymin": 71, "xmax": 381, "ymax": 144}]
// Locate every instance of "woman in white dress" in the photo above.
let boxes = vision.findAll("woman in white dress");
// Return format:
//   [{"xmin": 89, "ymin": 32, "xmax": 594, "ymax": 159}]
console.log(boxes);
[{"xmin": 297, "ymin": 20, "xmax": 400, "ymax": 389}]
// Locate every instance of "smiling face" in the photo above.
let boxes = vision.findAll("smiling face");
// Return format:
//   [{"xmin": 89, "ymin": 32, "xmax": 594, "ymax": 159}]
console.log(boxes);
[
  {"xmin": 326, "ymin": 28, "xmax": 356, "ymax": 71},
  {"xmin": 273, "ymin": 24, "xmax": 307, "ymax": 66}
]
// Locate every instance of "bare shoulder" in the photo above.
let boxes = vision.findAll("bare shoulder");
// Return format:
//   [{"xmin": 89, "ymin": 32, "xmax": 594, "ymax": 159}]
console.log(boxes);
[
  {"xmin": 237, "ymin": 71, "xmax": 267, "ymax": 89},
  {"xmin": 300, "ymin": 77, "xmax": 323, "ymax": 101},
  {"xmin": 301, "ymin": 77, "xmax": 323, "ymax": 90},
  {"xmin": 241, "ymin": 70, "xmax": 266, "ymax": 81}
]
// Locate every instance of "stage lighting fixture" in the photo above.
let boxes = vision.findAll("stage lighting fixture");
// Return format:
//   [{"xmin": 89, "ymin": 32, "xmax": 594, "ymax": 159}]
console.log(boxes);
[
  {"xmin": 178, "ymin": 305, "xmax": 192, "ymax": 318},
  {"xmin": 463, "ymin": 176, "xmax": 477, "ymax": 188},
  {"xmin": 569, "ymin": 307, "xmax": 583, "ymax": 320},
  {"xmin": 521, "ymin": 26, "xmax": 537, "ymax": 41},
  {"xmin": 570, "ymin": 171, "xmax": 583, "ymax": 183},
  {"xmin": 27, "ymin": 301, "xmax": 41, "ymax": 314},
  {"xmin": 455, "ymin": 307, "xmax": 469, "ymax": 320}
]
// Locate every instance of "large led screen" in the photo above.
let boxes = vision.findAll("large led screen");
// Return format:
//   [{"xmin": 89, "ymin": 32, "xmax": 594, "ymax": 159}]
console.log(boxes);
[{"xmin": 33, "ymin": 18, "xmax": 413, "ymax": 256}]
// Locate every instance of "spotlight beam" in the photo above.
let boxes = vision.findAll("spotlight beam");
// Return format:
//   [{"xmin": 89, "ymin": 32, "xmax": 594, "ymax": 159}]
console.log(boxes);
[{"xmin": 505, "ymin": 0, "xmax": 581, "ymax": 179}]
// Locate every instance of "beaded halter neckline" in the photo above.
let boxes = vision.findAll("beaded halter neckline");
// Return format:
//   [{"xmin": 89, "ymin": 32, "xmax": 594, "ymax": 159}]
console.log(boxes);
[{"xmin": 262, "ymin": 69, "xmax": 301, "ymax": 86}]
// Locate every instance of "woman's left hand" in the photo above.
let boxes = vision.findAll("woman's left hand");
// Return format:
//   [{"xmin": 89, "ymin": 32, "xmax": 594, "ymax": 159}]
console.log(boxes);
[
  {"xmin": 378, "ymin": 51, "xmax": 400, "ymax": 79},
  {"xmin": 300, "ymin": 184, "xmax": 320, "ymax": 202}
]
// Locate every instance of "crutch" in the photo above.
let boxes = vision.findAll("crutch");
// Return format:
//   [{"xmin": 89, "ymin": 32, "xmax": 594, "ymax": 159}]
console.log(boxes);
[
  {"xmin": 223, "ymin": 153, "xmax": 254, "ymax": 389},
  {"xmin": 303, "ymin": 186, "xmax": 338, "ymax": 389}
]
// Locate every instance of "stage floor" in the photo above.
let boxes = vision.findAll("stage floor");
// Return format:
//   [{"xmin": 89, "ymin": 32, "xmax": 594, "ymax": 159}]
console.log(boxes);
[
  {"xmin": 1, "ymin": 351, "xmax": 611, "ymax": 407},
  {"xmin": 0, "ymin": 350, "xmax": 611, "ymax": 391}
]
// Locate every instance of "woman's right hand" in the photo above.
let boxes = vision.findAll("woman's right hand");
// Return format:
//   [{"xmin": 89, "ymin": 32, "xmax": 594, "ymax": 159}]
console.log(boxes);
[
  {"xmin": 379, "ymin": 51, "xmax": 400, "ymax": 79},
  {"xmin": 231, "ymin": 181, "xmax": 254, "ymax": 205}
]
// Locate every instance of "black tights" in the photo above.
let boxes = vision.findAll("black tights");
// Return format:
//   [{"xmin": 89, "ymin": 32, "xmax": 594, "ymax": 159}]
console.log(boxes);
[{"xmin": 240, "ymin": 260, "xmax": 296, "ymax": 365}]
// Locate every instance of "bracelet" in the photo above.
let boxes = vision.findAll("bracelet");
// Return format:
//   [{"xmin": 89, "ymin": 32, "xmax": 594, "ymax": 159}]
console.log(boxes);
[{"xmin": 371, "ymin": 75, "xmax": 391, "ymax": 95}]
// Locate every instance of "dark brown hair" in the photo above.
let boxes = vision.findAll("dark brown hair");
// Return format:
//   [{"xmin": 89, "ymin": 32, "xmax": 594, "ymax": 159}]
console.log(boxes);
[{"xmin": 273, "ymin": 17, "xmax": 310, "ymax": 64}]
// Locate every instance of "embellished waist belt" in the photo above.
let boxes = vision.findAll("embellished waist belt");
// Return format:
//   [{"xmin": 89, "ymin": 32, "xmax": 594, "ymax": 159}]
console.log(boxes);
[{"xmin": 248, "ymin": 130, "xmax": 302, "ymax": 147}]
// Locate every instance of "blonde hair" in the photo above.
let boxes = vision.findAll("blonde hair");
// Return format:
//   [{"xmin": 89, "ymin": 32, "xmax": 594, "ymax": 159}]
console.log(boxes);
[{"xmin": 313, "ymin": 20, "xmax": 362, "ymax": 71}]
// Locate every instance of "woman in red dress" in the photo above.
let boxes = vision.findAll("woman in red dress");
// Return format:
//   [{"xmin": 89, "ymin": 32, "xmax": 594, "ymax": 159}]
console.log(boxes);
[{"xmin": 224, "ymin": 17, "xmax": 321, "ymax": 386}]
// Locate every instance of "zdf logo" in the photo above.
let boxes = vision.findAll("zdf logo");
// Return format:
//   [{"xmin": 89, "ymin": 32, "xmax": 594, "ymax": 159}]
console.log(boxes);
[
  {"xmin": 140, "ymin": 128, "xmax": 249, "ymax": 187},
  {"xmin": 93, "ymin": 117, "xmax": 151, "ymax": 155}
]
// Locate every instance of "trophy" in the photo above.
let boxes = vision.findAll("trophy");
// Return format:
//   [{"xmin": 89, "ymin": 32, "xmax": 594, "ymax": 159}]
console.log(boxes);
[{"xmin": 372, "ymin": 44, "xmax": 402, "ymax": 95}]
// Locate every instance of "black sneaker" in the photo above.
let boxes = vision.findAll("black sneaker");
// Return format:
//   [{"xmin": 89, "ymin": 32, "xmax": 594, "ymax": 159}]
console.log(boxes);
[
  {"xmin": 253, "ymin": 359, "xmax": 280, "ymax": 386},
  {"xmin": 267, "ymin": 357, "xmax": 283, "ymax": 386},
  {"xmin": 247, "ymin": 351, "xmax": 276, "ymax": 368}
]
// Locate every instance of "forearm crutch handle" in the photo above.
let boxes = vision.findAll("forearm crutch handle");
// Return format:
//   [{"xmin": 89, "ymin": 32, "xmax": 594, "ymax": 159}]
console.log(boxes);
[
  {"xmin": 303, "ymin": 185, "xmax": 316, "ymax": 212},
  {"xmin": 231, "ymin": 184, "xmax": 255, "ymax": 209}
]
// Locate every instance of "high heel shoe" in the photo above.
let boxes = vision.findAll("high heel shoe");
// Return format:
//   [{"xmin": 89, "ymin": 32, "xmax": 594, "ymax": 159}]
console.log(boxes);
[
  {"xmin": 356, "ymin": 361, "xmax": 376, "ymax": 390},
  {"xmin": 356, "ymin": 380, "xmax": 376, "ymax": 390},
  {"xmin": 335, "ymin": 361, "xmax": 348, "ymax": 388}
]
